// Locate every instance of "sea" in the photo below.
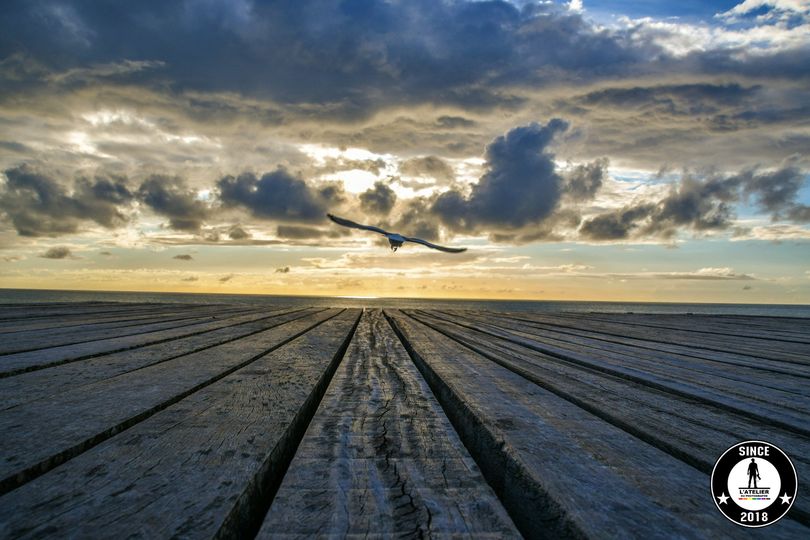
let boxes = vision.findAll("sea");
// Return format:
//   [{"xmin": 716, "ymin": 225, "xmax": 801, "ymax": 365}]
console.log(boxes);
[{"xmin": 1, "ymin": 288, "xmax": 808, "ymax": 318}]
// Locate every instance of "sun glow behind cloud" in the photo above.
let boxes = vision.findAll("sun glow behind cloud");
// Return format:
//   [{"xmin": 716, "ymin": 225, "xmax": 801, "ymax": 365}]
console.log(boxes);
[{"xmin": 0, "ymin": 0, "xmax": 807, "ymax": 302}]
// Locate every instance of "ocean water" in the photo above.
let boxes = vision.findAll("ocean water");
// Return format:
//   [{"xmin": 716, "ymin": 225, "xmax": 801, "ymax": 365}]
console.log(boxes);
[{"xmin": 1, "ymin": 288, "xmax": 808, "ymax": 318}]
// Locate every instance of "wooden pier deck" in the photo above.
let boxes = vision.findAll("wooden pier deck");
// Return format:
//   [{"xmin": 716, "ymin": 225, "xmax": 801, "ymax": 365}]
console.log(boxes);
[{"xmin": 0, "ymin": 303, "xmax": 808, "ymax": 538}]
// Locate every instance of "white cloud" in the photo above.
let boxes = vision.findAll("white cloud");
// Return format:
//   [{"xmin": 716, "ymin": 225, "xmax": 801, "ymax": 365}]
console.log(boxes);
[{"xmin": 719, "ymin": 1, "xmax": 810, "ymax": 22}]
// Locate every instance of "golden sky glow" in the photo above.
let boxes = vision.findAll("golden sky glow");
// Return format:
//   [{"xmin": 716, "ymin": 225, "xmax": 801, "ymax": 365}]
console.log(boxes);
[{"xmin": 1, "ymin": 1, "xmax": 809, "ymax": 303}]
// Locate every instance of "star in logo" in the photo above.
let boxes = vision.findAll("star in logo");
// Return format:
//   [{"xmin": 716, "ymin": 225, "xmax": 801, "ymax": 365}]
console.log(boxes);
[
  {"xmin": 717, "ymin": 492, "xmax": 730, "ymax": 505},
  {"xmin": 780, "ymin": 493, "xmax": 792, "ymax": 505}
]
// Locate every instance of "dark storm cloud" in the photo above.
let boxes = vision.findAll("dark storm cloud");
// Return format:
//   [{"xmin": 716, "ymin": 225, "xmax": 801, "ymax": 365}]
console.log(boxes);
[
  {"xmin": 569, "ymin": 82, "xmax": 810, "ymax": 135},
  {"xmin": 217, "ymin": 169, "xmax": 336, "ymax": 223},
  {"xmin": 435, "ymin": 116, "xmax": 476, "ymax": 129},
  {"xmin": 579, "ymin": 165, "xmax": 810, "ymax": 240},
  {"xmin": 0, "ymin": 141, "xmax": 30, "ymax": 153},
  {"xmin": 579, "ymin": 204, "xmax": 656, "ymax": 240},
  {"xmin": 399, "ymin": 156, "xmax": 455, "ymax": 183},
  {"xmin": 563, "ymin": 158, "xmax": 607, "ymax": 202},
  {"xmin": 787, "ymin": 205, "xmax": 810, "ymax": 222},
  {"xmin": 276, "ymin": 225, "xmax": 329, "ymax": 240},
  {"xmin": 359, "ymin": 181, "xmax": 396, "ymax": 215},
  {"xmin": 392, "ymin": 197, "xmax": 440, "ymax": 242},
  {"xmin": 137, "ymin": 175, "xmax": 209, "ymax": 232},
  {"xmin": 432, "ymin": 119, "xmax": 569, "ymax": 232},
  {"xmin": 0, "ymin": 1, "xmax": 644, "ymax": 116},
  {"xmin": 275, "ymin": 266, "xmax": 290, "ymax": 273},
  {"xmin": 576, "ymin": 84, "xmax": 759, "ymax": 114},
  {"xmin": 40, "ymin": 246, "xmax": 73, "ymax": 259},
  {"xmin": 0, "ymin": 165, "xmax": 133, "ymax": 236},
  {"xmin": 227, "ymin": 226, "xmax": 250, "ymax": 240},
  {"xmin": 580, "ymin": 175, "xmax": 741, "ymax": 241},
  {"xmin": 688, "ymin": 45, "xmax": 810, "ymax": 82},
  {"xmin": 741, "ymin": 166, "xmax": 805, "ymax": 215}
]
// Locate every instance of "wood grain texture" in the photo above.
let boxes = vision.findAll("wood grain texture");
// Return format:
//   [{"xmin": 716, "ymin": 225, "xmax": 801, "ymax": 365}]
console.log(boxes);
[
  {"xmin": 0, "ymin": 309, "xmax": 341, "ymax": 493},
  {"xmin": 408, "ymin": 310, "xmax": 810, "ymax": 525},
  {"xmin": 0, "ymin": 308, "xmax": 318, "ymax": 410},
  {"xmin": 386, "ymin": 310, "xmax": 809, "ymax": 539},
  {"xmin": 0, "ymin": 304, "xmax": 230, "ymax": 334},
  {"xmin": 429, "ymin": 310, "xmax": 810, "ymax": 396},
  {"xmin": 259, "ymin": 310, "xmax": 519, "ymax": 538},
  {"xmin": 413, "ymin": 310, "xmax": 810, "ymax": 437},
  {"xmin": 460, "ymin": 310, "xmax": 810, "ymax": 375},
  {"xmin": 0, "ymin": 303, "xmax": 806, "ymax": 539},
  {"xmin": 0, "ymin": 307, "xmax": 303, "ymax": 377},
  {"xmin": 0, "ymin": 303, "xmax": 184, "ymax": 322},
  {"xmin": 494, "ymin": 311, "xmax": 810, "ymax": 361},
  {"xmin": 0, "ymin": 305, "xmax": 254, "ymax": 355},
  {"xmin": 0, "ymin": 310, "xmax": 361, "ymax": 539}
]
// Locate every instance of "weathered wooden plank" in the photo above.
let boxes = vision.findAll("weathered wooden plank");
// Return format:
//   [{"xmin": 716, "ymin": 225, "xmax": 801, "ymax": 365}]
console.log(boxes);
[
  {"xmin": 474, "ymin": 311, "xmax": 810, "ymax": 376},
  {"xmin": 439, "ymin": 310, "xmax": 810, "ymax": 385},
  {"xmin": 386, "ymin": 310, "xmax": 809, "ymax": 539},
  {"xmin": 0, "ymin": 310, "xmax": 361, "ymax": 539},
  {"xmin": 0, "ymin": 307, "xmax": 301, "ymax": 377},
  {"xmin": 575, "ymin": 312, "xmax": 810, "ymax": 339},
  {"xmin": 0, "ymin": 302, "xmax": 185, "ymax": 322},
  {"xmin": 0, "ymin": 305, "xmax": 254, "ymax": 355},
  {"xmin": 0, "ymin": 307, "xmax": 234, "ymax": 336},
  {"xmin": 0, "ymin": 304, "xmax": 228, "ymax": 334},
  {"xmin": 566, "ymin": 311, "xmax": 810, "ymax": 353},
  {"xmin": 413, "ymin": 311, "xmax": 810, "ymax": 435},
  {"xmin": 408, "ymin": 311, "xmax": 810, "ymax": 524},
  {"xmin": 259, "ymin": 310, "xmax": 519, "ymax": 538},
  {"xmin": 0, "ymin": 309, "xmax": 343, "ymax": 493},
  {"xmin": 509, "ymin": 311, "xmax": 810, "ymax": 356},
  {"xmin": 0, "ymin": 308, "xmax": 322, "ymax": 410}
]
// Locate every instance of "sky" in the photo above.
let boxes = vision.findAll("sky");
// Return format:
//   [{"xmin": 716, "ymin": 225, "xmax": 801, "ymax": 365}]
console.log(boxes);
[{"xmin": 0, "ymin": 0, "xmax": 808, "ymax": 302}]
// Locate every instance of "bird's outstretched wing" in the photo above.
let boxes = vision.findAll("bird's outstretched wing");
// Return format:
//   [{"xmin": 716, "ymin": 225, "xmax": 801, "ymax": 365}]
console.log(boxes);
[
  {"xmin": 327, "ymin": 214, "xmax": 390, "ymax": 235},
  {"xmin": 404, "ymin": 236, "xmax": 467, "ymax": 253}
]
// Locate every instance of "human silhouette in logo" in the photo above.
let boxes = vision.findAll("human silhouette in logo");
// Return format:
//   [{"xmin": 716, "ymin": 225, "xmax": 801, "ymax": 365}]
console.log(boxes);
[{"xmin": 748, "ymin": 458, "xmax": 761, "ymax": 488}]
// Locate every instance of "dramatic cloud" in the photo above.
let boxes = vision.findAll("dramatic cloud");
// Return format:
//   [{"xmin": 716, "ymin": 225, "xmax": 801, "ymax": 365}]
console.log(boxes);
[
  {"xmin": 399, "ymin": 156, "xmax": 455, "ymax": 183},
  {"xmin": 227, "ymin": 226, "xmax": 250, "ymax": 240},
  {"xmin": 741, "ymin": 165, "xmax": 807, "ymax": 217},
  {"xmin": 217, "ymin": 169, "xmax": 337, "ymax": 223},
  {"xmin": 392, "ymin": 197, "xmax": 440, "ymax": 242},
  {"xmin": 0, "ymin": 1, "xmax": 646, "ymax": 115},
  {"xmin": 0, "ymin": 166, "xmax": 133, "ymax": 237},
  {"xmin": 575, "ymin": 84, "xmax": 760, "ymax": 115},
  {"xmin": 137, "ymin": 176, "xmax": 209, "ymax": 232},
  {"xmin": 563, "ymin": 158, "xmax": 608, "ymax": 202},
  {"xmin": 580, "ymin": 165, "xmax": 809, "ymax": 240},
  {"xmin": 275, "ymin": 266, "xmax": 290, "ymax": 274},
  {"xmin": 432, "ymin": 119, "xmax": 569, "ymax": 233},
  {"xmin": 173, "ymin": 254, "xmax": 193, "ymax": 261},
  {"xmin": 579, "ymin": 204, "xmax": 656, "ymax": 241},
  {"xmin": 0, "ymin": 1, "xmax": 807, "ymax": 301},
  {"xmin": 276, "ymin": 225, "xmax": 330, "ymax": 240},
  {"xmin": 40, "ymin": 246, "xmax": 73, "ymax": 259},
  {"xmin": 359, "ymin": 181, "xmax": 397, "ymax": 215}
]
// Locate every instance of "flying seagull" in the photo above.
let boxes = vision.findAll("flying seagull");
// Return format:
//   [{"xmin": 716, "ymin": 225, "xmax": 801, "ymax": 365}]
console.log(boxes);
[{"xmin": 327, "ymin": 214, "xmax": 467, "ymax": 253}]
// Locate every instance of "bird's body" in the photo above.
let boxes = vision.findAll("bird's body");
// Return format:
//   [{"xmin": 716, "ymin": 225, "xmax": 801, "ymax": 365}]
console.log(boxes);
[{"xmin": 327, "ymin": 214, "xmax": 466, "ymax": 253}]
